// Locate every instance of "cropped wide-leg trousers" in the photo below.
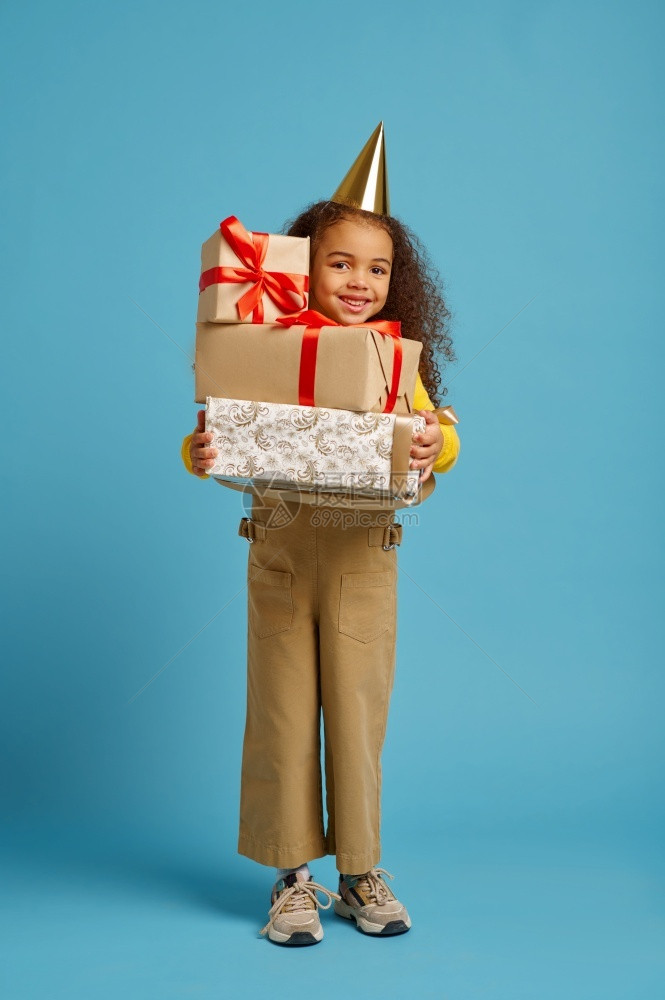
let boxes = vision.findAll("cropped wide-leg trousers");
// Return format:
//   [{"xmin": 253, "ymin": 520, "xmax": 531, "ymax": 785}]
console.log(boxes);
[{"xmin": 236, "ymin": 493, "xmax": 403, "ymax": 875}]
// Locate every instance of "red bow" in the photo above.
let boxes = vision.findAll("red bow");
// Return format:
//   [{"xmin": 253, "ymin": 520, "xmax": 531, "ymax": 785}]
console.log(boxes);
[
  {"xmin": 277, "ymin": 310, "xmax": 403, "ymax": 413},
  {"xmin": 199, "ymin": 216, "xmax": 309, "ymax": 322}
]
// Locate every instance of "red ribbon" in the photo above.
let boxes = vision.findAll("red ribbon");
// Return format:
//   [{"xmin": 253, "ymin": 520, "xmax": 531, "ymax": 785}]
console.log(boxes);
[
  {"xmin": 276, "ymin": 309, "xmax": 403, "ymax": 413},
  {"xmin": 199, "ymin": 216, "xmax": 309, "ymax": 322}
]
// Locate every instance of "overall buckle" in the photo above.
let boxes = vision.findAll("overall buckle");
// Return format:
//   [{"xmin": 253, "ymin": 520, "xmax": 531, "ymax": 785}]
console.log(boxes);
[
  {"xmin": 382, "ymin": 523, "xmax": 403, "ymax": 550},
  {"xmin": 239, "ymin": 517, "xmax": 256, "ymax": 543}
]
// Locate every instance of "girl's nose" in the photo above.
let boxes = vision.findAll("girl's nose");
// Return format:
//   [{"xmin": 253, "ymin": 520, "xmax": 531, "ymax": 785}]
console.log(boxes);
[{"xmin": 347, "ymin": 271, "xmax": 369, "ymax": 288}]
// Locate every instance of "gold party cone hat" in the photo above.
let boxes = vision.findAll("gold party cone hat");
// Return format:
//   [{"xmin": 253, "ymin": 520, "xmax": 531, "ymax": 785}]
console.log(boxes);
[{"xmin": 331, "ymin": 121, "xmax": 390, "ymax": 216}]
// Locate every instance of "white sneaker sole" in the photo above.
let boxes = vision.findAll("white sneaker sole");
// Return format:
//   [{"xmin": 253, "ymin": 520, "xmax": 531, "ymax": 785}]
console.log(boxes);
[
  {"xmin": 334, "ymin": 899, "xmax": 411, "ymax": 935},
  {"xmin": 267, "ymin": 925, "xmax": 323, "ymax": 946}
]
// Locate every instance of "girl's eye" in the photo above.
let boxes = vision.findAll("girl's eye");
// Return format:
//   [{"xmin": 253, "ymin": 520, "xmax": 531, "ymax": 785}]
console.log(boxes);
[{"xmin": 329, "ymin": 261, "xmax": 387, "ymax": 276}]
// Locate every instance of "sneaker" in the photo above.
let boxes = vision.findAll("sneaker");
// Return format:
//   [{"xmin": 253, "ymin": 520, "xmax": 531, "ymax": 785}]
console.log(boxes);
[
  {"xmin": 334, "ymin": 867, "xmax": 412, "ymax": 936},
  {"xmin": 260, "ymin": 870, "xmax": 340, "ymax": 946}
]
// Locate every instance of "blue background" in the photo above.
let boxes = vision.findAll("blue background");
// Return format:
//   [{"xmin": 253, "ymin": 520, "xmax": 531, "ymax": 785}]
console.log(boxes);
[{"xmin": 1, "ymin": 1, "xmax": 663, "ymax": 997}]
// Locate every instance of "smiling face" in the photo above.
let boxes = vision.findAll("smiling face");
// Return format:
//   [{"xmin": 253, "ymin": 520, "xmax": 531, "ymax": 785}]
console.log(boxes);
[{"xmin": 308, "ymin": 217, "xmax": 393, "ymax": 325}]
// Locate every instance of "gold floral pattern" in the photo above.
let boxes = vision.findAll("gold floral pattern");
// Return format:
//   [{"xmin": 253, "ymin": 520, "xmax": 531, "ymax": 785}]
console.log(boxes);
[{"xmin": 205, "ymin": 396, "xmax": 425, "ymax": 499}]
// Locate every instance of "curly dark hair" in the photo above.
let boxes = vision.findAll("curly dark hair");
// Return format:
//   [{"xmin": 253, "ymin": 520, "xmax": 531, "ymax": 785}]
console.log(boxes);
[{"xmin": 283, "ymin": 201, "xmax": 455, "ymax": 405}]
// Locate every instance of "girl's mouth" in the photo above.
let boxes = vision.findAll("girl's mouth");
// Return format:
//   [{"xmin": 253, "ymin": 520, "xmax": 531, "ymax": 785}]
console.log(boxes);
[{"xmin": 338, "ymin": 296, "xmax": 371, "ymax": 314}]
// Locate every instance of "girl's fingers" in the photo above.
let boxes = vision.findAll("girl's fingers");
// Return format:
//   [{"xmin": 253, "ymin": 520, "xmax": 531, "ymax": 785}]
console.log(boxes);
[
  {"xmin": 410, "ymin": 447, "xmax": 438, "ymax": 463},
  {"xmin": 411, "ymin": 447, "xmax": 438, "ymax": 468},
  {"xmin": 193, "ymin": 459, "xmax": 215, "ymax": 474},
  {"xmin": 190, "ymin": 437, "xmax": 218, "ymax": 474},
  {"xmin": 411, "ymin": 433, "xmax": 437, "ymax": 448}
]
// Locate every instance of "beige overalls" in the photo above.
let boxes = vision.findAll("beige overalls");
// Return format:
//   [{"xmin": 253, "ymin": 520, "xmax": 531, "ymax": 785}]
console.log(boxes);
[{"xmin": 236, "ymin": 490, "xmax": 406, "ymax": 875}]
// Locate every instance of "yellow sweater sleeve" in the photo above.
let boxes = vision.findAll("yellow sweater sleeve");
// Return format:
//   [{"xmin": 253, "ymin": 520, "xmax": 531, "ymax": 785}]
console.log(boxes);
[
  {"xmin": 181, "ymin": 431, "xmax": 209, "ymax": 479},
  {"xmin": 413, "ymin": 373, "xmax": 461, "ymax": 474}
]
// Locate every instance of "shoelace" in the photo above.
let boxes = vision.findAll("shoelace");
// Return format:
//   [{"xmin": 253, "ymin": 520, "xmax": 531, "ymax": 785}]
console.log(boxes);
[
  {"xmin": 351, "ymin": 866, "xmax": 396, "ymax": 905},
  {"xmin": 260, "ymin": 879, "xmax": 341, "ymax": 937}
]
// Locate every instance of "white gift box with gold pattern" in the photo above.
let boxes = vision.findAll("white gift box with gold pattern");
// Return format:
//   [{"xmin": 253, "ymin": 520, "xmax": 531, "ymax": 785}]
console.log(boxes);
[{"xmin": 204, "ymin": 396, "xmax": 426, "ymax": 503}]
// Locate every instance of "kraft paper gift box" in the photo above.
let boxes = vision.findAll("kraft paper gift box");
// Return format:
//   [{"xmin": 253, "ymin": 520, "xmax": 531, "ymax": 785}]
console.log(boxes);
[
  {"xmin": 204, "ymin": 396, "xmax": 427, "ymax": 504},
  {"xmin": 197, "ymin": 216, "xmax": 309, "ymax": 324},
  {"xmin": 194, "ymin": 321, "xmax": 423, "ymax": 413}
]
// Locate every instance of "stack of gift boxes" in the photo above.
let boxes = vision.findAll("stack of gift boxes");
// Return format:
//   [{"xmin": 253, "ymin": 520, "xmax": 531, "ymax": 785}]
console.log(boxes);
[{"xmin": 194, "ymin": 216, "xmax": 427, "ymax": 505}]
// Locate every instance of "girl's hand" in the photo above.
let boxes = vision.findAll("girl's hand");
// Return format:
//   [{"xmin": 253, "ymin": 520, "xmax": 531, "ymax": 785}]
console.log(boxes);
[
  {"xmin": 410, "ymin": 410, "xmax": 444, "ymax": 484},
  {"xmin": 189, "ymin": 409, "xmax": 218, "ymax": 477}
]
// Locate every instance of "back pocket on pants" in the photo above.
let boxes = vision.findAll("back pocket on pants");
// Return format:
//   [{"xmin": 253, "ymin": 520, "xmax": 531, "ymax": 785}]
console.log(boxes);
[
  {"xmin": 338, "ymin": 570, "xmax": 394, "ymax": 644},
  {"xmin": 248, "ymin": 564, "xmax": 294, "ymax": 638}
]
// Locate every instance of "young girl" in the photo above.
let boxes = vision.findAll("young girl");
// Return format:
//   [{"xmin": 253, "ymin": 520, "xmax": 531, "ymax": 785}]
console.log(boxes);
[{"xmin": 181, "ymin": 199, "xmax": 460, "ymax": 945}]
